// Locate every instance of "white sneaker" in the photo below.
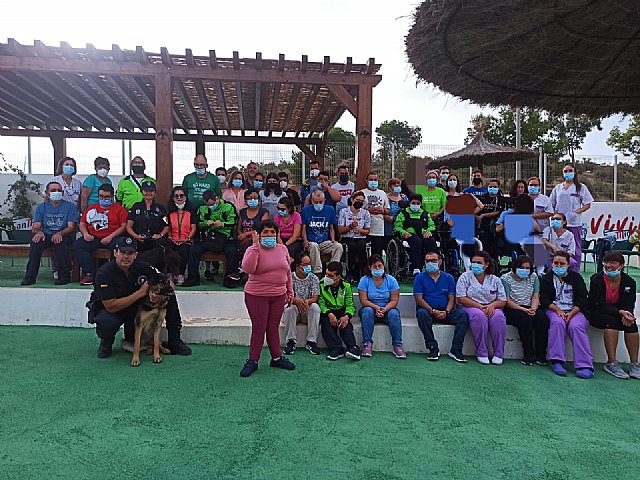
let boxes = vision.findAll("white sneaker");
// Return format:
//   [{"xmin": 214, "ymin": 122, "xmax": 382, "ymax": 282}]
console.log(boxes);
[
  {"xmin": 52, "ymin": 271, "xmax": 59, "ymax": 280},
  {"xmin": 477, "ymin": 356, "xmax": 490, "ymax": 365},
  {"xmin": 491, "ymin": 357, "xmax": 503, "ymax": 365}
]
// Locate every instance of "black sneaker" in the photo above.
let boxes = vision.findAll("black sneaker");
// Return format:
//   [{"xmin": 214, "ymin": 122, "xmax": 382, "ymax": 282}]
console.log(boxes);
[
  {"xmin": 535, "ymin": 359, "xmax": 549, "ymax": 366},
  {"xmin": 182, "ymin": 276, "xmax": 201, "ymax": 287},
  {"xmin": 447, "ymin": 350, "xmax": 467, "ymax": 363},
  {"xmin": 97, "ymin": 337, "xmax": 114, "ymax": 358},
  {"xmin": 204, "ymin": 270, "xmax": 216, "ymax": 280},
  {"xmin": 306, "ymin": 341, "xmax": 320, "ymax": 355},
  {"xmin": 227, "ymin": 272, "xmax": 242, "ymax": 281},
  {"xmin": 163, "ymin": 338, "xmax": 192, "ymax": 356},
  {"xmin": 240, "ymin": 359, "xmax": 258, "ymax": 377},
  {"xmin": 284, "ymin": 340, "xmax": 296, "ymax": 355},
  {"xmin": 345, "ymin": 346, "xmax": 361, "ymax": 361},
  {"xmin": 20, "ymin": 277, "xmax": 35, "ymax": 286},
  {"xmin": 54, "ymin": 277, "xmax": 70, "ymax": 286},
  {"xmin": 427, "ymin": 347, "xmax": 440, "ymax": 361},
  {"xmin": 270, "ymin": 357, "xmax": 296, "ymax": 370},
  {"xmin": 327, "ymin": 349, "xmax": 345, "ymax": 361},
  {"xmin": 521, "ymin": 358, "xmax": 534, "ymax": 366}
]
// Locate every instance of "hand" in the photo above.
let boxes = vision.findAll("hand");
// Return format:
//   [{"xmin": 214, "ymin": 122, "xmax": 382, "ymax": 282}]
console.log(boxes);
[
  {"xmin": 137, "ymin": 281, "xmax": 149, "ymax": 299},
  {"xmin": 435, "ymin": 310, "xmax": 447, "ymax": 320},
  {"xmin": 329, "ymin": 313, "xmax": 338, "ymax": 327},
  {"xmin": 338, "ymin": 315, "xmax": 349, "ymax": 329},
  {"xmin": 83, "ymin": 233, "xmax": 95, "ymax": 242},
  {"xmin": 51, "ymin": 233, "xmax": 63, "ymax": 244},
  {"xmin": 484, "ymin": 304, "xmax": 495, "ymax": 318},
  {"xmin": 32, "ymin": 232, "xmax": 45, "ymax": 243},
  {"xmin": 285, "ymin": 293, "xmax": 294, "ymax": 304},
  {"xmin": 565, "ymin": 311, "xmax": 576, "ymax": 323},
  {"xmin": 375, "ymin": 306, "xmax": 386, "ymax": 317},
  {"xmin": 100, "ymin": 236, "xmax": 111, "ymax": 246},
  {"xmin": 251, "ymin": 231, "xmax": 260, "ymax": 245},
  {"xmin": 151, "ymin": 233, "xmax": 162, "ymax": 240},
  {"xmin": 526, "ymin": 307, "xmax": 536, "ymax": 317},
  {"xmin": 136, "ymin": 233, "xmax": 147, "ymax": 242},
  {"xmin": 403, "ymin": 232, "xmax": 412, "ymax": 239},
  {"xmin": 478, "ymin": 213, "xmax": 485, "ymax": 219},
  {"xmin": 423, "ymin": 232, "xmax": 432, "ymax": 238},
  {"xmin": 303, "ymin": 240, "xmax": 310, "ymax": 250},
  {"xmin": 214, "ymin": 220, "xmax": 222, "ymax": 228},
  {"xmin": 295, "ymin": 298, "xmax": 308, "ymax": 314},
  {"xmin": 207, "ymin": 221, "xmax": 214, "ymax": 226}
]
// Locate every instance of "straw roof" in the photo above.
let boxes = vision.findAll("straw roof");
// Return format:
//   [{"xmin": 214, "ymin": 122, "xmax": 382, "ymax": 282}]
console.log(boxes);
[
  {"xmin": 406, "ymin": 0, "xmax": 640, "ymax": 118},
  {"xmin": 427, "ymin": 124, "xmax": 537, "ymax": 169}
]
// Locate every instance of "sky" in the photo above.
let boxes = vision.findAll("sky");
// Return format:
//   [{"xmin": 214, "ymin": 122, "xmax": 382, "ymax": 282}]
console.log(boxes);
[{"xmin": 0, "ymin": 0, "xmax": 632, "ymax": 174}]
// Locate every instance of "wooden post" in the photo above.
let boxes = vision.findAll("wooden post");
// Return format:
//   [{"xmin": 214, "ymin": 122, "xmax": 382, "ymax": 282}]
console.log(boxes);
[
  {"xmin": 49, "ymin": 133, "xmax": 66, "ymax": 174},
  {"xmin": 195, "ymin": 132, "xmax": 205, "ymax": 155},
  {"xmin": 355, "ymin": 84, "xmax": 372, "ymax": 189},
  {"xmin": 318, "ymin": 139, "xmax": 326, "ymax": 172},
  {"xmin": 155, "ymin": 74, "xmax": 173, "ymax": 204}
]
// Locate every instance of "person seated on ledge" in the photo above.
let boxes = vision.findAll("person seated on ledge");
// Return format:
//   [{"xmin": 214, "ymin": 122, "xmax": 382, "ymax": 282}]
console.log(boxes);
[
  {"xmin": 540, "ymin": 251, "xmax": 593, "ymax": 379},
  {"xmin": 74, "ymin": 183, "xmax": 127, "ymax": 285},
  {"xmin": 319, "ymin": 261, "xmax": 361, "ymax": 361},
  {"xmin": 301, "ymin": 190, "xmax": 343, "ymax": 274},
  {"xmin": 542, "ymin": 213, "xmax": 579, "ymax": 272},
  {"xmin": 282, "ymin": 253, "xmax": 321, "ymax": 356},
  {"xmin": 414, "ymin": 251, "xmax": 469, "ymax": 362},
  {"xmin": 588, "ymin": 252, "xmax": 639, "ymax": 379},
  {"xmin": 90, "ymin": 237, "xmax": 191, "ymax": 358},
  {"xmin": 357, "ymin": 254, "xmax": 406, "ymax": 359},
  {"xmin": 394, "ymin": 193, "xmax": 438, "ymax": 276},
  {"xmin": 337, "ymin": 190, "xmax": 371, "ymax": 283},
  {"xmin": 21, "ymin": 181, "xmax": 79, "ymax": 286}
]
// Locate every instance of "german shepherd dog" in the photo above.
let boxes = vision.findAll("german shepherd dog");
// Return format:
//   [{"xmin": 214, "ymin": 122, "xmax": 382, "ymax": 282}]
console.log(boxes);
[{"xmin": 131, "ymin": 272, "xmax": 174, "ymax": 367}]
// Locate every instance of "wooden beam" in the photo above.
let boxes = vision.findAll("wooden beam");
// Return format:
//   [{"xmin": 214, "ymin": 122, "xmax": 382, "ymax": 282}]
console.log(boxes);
[
  {"xmin": 0, "ymin": 103, "xmax": 31, "ymax": 128},
  {"xmin": 267, "ymin": 83, "xmax": 281, "ymax": 136},
  {"xmin": 281, "ymin": 84, "xmax": 301, "ymax": 136},
  {"xmin": 355, "ymin": 84, "xmax": 373, "ymax": 189},
  {"xmin": 155, "ymin": 74, "xmax": 173, "ymax": 204},
  {"xmin": 0, "ymin": 76, "xmax": 70, "ymax": 127},
  {"xmin": 195, "ymin": 131, "xmax": 205, "ymax": 155},
  {"xmin": 322, "ymin": 56, "xmax": 331, "ymax": 74},
  {"xmin": 326, "ymin": 84, "xmax": 357, "ymax": 117},
  {"xmin": 0, "ymin": 95, "xmax": 48, "ymax": 128},
  {"xmin": 255, "ymin": 52, "xmax": 262, "ymax": 133},
  {"xmin": 186, "ymin": 49, "xmax": 218, "ymax": 133},
  {"xmin": 174, "ymin": 77, "xmax": 204, "ymax": 132},
  {"xmin": 210, "ymin": 50, "xmax": 232, "ymax": 135},
  {"xmin": 50, "ymin": 133, "xmax": 66, "ymax": 169},
  {"xmin": 307, "ymin": 93, "xmax": 335, "ymax": 133},
  {"xmin": 295, "ymin": 85, "xmax": 321, "ymax": 136},
  {"xmin": 234, "ymin": 51, "xmax": 245, "ymax": 133},
  {"xmin": 295, "ymin": 142, "xmax": 318, "ymax": 162}
]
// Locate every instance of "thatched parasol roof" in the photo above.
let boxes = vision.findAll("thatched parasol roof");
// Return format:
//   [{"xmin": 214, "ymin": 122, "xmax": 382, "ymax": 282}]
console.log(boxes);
[
  {"xmin": 406, "ymin": 0, "xmax": 640, "ymax": 118},
  {"xmin": 427, "ymin": 124, "xmax": 537, "ymax": 169}
]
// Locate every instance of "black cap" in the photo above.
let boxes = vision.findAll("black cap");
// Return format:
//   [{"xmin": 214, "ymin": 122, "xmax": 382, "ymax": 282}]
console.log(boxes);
[
  {"xmin": 141, "ymin": 180, "xmax": 156, "ymax": 191},
  {"xmin": 115, "ymin": 237, "xmax": 137, "ymax": 253}
]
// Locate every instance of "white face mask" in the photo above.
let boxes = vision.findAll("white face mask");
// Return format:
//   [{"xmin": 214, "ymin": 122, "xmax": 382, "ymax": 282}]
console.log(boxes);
[
  {"xmin": 448, "ymin": 180, "xmax": 458, "ymax": 189},
  {"xmin": 310, "ymin": 169, "xmax": 320, "ymax": 177},
  {"xmin": 176, "ymin": 202, "xmax": 185, "ymax": 209},
  {"xmin": 96, "ymin": 168, "xmax": 109, "ymax": 177},
  {"xmin": 217, "ymin": 175, "xmax": 226, "ymax": 184},
  {"xmin": 279, "ymin": 180, "xmax": 288, "ymax": 189}
]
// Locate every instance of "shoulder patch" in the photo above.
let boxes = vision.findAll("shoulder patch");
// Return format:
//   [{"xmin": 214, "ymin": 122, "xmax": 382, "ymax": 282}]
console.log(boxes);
[{"xmin": 100, "ymin": 284, "xmax": 109, "ymax": 288}]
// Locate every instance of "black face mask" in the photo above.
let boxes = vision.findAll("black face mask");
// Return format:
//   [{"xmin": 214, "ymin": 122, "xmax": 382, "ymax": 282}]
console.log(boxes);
[
  {"xmin": 132, "ymin": 165, "xmax": 145, "ymax": 175},
  {"xmin": 339, "ymin": 174, "xmax": 350, "ymax": 183},
  {"xmin": 353, "ymin": 201, "xmax": 364, "ymax": 209},
  {"xmin": 472, "ymin": 178, "xmax": 482, "ymax": 186}
]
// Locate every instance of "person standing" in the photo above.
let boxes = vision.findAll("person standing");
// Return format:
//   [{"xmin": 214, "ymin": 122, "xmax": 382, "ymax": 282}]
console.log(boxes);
[
  {"xmin": 463, "ymin": 169, "xmax": 488, "ymax": 198},
  {"xmin": 116, "ymin": 156, "xmax": 155, "ymax": 210},
  {"xmin": 222, "ymin": 171, "xmax": 248, "ymax": 211},
  {"xmin": 527, "ymin": 176, "xmax": 553, "ymax": 232},
  {"xmin": 240, "ymin": 221, "xmax": 296, "ymax": 377},
  {"xmin": 81, "ymin": 157, "xmax": 112, "ymax": 213},
  {"xmin": 277, "ymin": 171, "xmax": 302, "ymax": 212},
  {"xmin": 51, "ymin": 156, "xmax": 82, "ymax": 207},
  {"xmin": 300, "ymin": 159, "xmax": 321, "ymax": 206},
  {"xmin": 361, "ymin": 172, "xmax": 390, "ymax": 257},
  {"xmin": 331, "ymin": 164, "xmax": 355, "ymax": 215},
  {"xmin": 215, "ymin": 167, "xmax": 228, "ymax": 189},
  {"xmin": 260, "ymin": 173, "xmax": 288, "ymax": 219},
  {"xmin": 181, "ymin": 154, "xmax": 222, "ymax": 209},
  {"xmin": 415, "ymin": 170, "xmax": 447, "ymax": 221},
  {"xmin": 337, "ymin": 191, "xmax": 371, "ymax": 282}
]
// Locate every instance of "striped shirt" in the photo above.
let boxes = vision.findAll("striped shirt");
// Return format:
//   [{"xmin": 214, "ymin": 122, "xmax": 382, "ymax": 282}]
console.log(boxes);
[
  {"xmin": 456, "ymin": 271, "xmax": 506, "ymax": 305},
  {"xmin": 500, "ymin": 272, "xmax": 540, "ymax": 307}
]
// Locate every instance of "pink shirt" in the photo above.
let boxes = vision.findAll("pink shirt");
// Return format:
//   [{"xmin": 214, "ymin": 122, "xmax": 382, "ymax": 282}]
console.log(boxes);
[
  {"xmin": 242, "ymin": 243, "xmax": 293, "ymax": 297},
  {"xmin": 274, "ymin": 211, "xmax": 302, "ymax": 240},
  {"xmin": 222, "ymin": 188, "xmax": 247, "ymax": 210}
]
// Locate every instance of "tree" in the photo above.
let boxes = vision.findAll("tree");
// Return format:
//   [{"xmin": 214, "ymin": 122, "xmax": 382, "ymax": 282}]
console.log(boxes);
[
  {"xmin": 607, "ymin": 115, "xmax": 640, "ymax": 159},
  {"xmin": 325, "ymin": 127, "xmax": 355, "ymax": 162},
  {"xmin": 375, "ymin": 120, "xmax": 422, "ymax": 153}
]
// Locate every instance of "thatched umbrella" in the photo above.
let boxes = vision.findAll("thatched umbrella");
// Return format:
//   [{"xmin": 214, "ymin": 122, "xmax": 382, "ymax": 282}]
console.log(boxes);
[
  {"xmin": 406, "ymin": 0, "xmax": 640, "ymax": 118},
  {"xmin": 426, "ymin": 123, "xmax": 537, "ymax": 169}
]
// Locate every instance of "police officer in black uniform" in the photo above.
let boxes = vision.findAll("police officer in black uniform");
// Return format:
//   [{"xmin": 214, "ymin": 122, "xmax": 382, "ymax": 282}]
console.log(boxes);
[{"xmin": 92, "ymin": 237, "xmax": 191, "ymax": 358}]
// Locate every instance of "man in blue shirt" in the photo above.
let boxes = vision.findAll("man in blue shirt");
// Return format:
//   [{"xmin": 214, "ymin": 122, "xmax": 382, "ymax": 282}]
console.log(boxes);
[
  {"xmin": 301, "ymin": 190, "xmax": 343, "ymax": 274},
  {"xmin": 462, "ymin": 169, "xmax": 488, "ymax": 198},
  {"xmin": 300, "ymin": 160, "xmax": 321, "ymax": 206},
  {"xmin": 414, "ymin": 251, "xmax": 469, "ymax": 362},
  {"xmin": 21, "ymin": 181, "xmax": 79, "ymax": 285}
]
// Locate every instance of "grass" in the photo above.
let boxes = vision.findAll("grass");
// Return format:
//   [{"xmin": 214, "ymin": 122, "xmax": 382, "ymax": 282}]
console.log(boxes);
[{"xmin": 1, "ymin": 326, "xmax": 639, "ymax": 480}]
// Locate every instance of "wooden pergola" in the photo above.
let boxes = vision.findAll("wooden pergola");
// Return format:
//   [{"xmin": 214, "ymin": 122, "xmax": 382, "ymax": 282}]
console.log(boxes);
[{"xmin": 0, "ymin": 39, "xmax": 381, "ymax": 200}]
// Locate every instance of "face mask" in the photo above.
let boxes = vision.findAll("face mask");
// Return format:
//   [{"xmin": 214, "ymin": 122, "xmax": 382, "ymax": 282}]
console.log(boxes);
[
  {"xmin": 232, "ymin": 179, "xmax": 243, "ymax": 188},
  {"xmin": 551, "ymin": 219, "xmax": 563, "ymax": 230},
  {"xmin": 472, "ymin": 178, "xmax": 482, "ymax": 186},
  {"xmin": 209, "ymin": 204, "xmax": 218, "ymax": 211},
  {"xmin": 425, "ymin": 262, "xmax": 439, "ymax": 273},
  {"xmin": 393, "ymin": 186, "xmax": 401, "ymax": 194},
  {"xmin": 488, "ymin": 187, "xmax": 499, "ymax": 195},
  {"xmin": 131, "ymin": 165, "xmax": 145, "ymax": 175},
  {"xmin": 279, "ymin": 180, "xmax": 288, "ymax": 189},
  {"xmin": 427, "ymin": 178, "xmax": 437, "ymax": 187},
  {"xmin": 195, "ymin": 168, "xmax": 206, "ymax": 176},
  {"xmin": 528, "ymin": 186, "xmax": 539, "ymax": 195},
  {"xmin": 563, "ymin": 172, "xmax": 575, "ymax": 181},
  {"xmin": 516, "ymin": 268, "xmax": 530, "ymax": 279},
  {"xmin": 368, "ymin": 180, "xmax": 378, "ymax": 190},
  {"xmin": 278, "ymin": 209, "xmax": 288, "ymax": 216},
  {"xmin": 217, "ymin": 175, "xmax": 227, "ymax": 184},
  {"xmin": 317, "ymin": 183, "xmax": 326, "ymax": 190},
  {"xmin": 49, "ymin": 191, "xmax": 63, "ymax": 202},
  {"xmin": 267, "ymin": 183, "xmax": 278, "ymax": 191},
  {"xmin": 323, "ymin": 277, "xmax": 335, "ymax": 287},
  {"xmin": 605, "ymin": 269, "xmax": 621, "ymax": 278},
  {"xmin": 310, "ymin": 169, "xmax": 320, "ymax": 177},
  {"xmin": 448, "ymin": 180, "xmax": 458, "ymax": 189},
  {"xmin": 353, "ymin": 201, "xmax": 364, "ymax": 209},
  {"xmin": 260, "ymin": 237, "xmax": 277, "ymax": 249},
  {"xmin": 440, "ymin": 173, "xmax": 449, "ymax": 182},
  {"xmin": 99, "ymin": 199, "xmax": 112, "ymax": 208},
  {"xmin": 409, "ymin": 204, "xmax": 421, "ymax": 213},
  {"xmin": 553, "ymin": 266, "xmax": 568, "ymax": 277},
  {"xmin": 247, "ymin": 199, "xmax": 259, "ymax": 208},
  {"xmin": 339, "ymin": 174, "xmax": 349, "ymax": 183},
  {"xmin": 175, "ymin": 202, "xmax": 185, "ymax": 209},
  {"xmin": 62, "ymin": 165, "xmax": 75, "ymax": 175},
  {"xmin": 302, "ymin": 265, "xmax": 312, "ymax": 275},
  {"xmin": 371, "ymin": 268, "xmax": 385, "ymax": 278},
  {"xmin": 253, "ymin": 181, "xmax": 263, "ymax": 189},
  {"xmin": 313, "ymin": 204, "xmax": 324, "ymax": 212},
  {"xmin": 470, "ymin": 263, "xmax": 484, "ymax": 275},
  {"xmin": 96, "ymin": 168, "xmax": 109, "ymax": 177}
]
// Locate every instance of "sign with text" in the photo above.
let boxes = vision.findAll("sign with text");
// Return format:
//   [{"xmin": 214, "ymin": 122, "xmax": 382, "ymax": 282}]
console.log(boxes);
[{"xmin": 583, "ymin": 202, "xmax": 640, "ymax": 240}]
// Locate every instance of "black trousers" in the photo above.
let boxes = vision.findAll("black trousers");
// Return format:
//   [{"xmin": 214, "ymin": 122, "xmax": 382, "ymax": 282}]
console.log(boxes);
[
  {"xmin": 320, "ymin": 310, "xmax": 357, "ymax": 353},
  {"xmin": 589, "ymin": 310, "xmax": 639, "ymax": 334},
  {"xmin": 164, "ymin": 241, "xmax": 191, "ymax": 275},
  {"xmin": 95, "ymin": 294, "xmax": 182, "ymax": 342},
  {"xmin": 25, "ymin": 235, "xmax": 73, "ymax": 281},
  {"xmin": 405, "ymin": 234, "xmax": 439, "ymax": 271},
  {"xmin": 342, "ymin": 237, "xmax": 368, "ymax": 278},
  {"xmin": 504, "ymin": 307, "xmax": 550, "ymax": 361},
  {"xmin": 136, "ymin": 239, "xmax": 183, "ymax": 274},
  {"xmin": 367, "ymin": 235, "xmax": 388, "ymax": 257}
]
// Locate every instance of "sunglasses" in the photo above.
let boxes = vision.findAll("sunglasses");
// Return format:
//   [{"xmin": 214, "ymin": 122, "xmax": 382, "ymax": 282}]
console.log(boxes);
[{"xmin": 174, "ymin": 194, "xmax": 186, "ymax": 198}]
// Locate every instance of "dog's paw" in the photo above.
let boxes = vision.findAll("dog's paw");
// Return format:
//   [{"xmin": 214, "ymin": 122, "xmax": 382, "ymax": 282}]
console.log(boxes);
[
  {"xmin": 131, "ymin": 358, "xmax": 141, "ymax": 367},
  {"xmin": 159, "ymin": 345, "xmax": 171, "ymax": 355},
  {"xmin": 153, "ymin": 355, "xmax": 163, "ymax": 364}
]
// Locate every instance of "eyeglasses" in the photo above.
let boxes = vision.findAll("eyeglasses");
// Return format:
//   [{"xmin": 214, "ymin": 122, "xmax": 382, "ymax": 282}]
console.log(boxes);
[
  {"xmin": 551, "ymin": 217, "xmax": 563, "ymax": 221},
  {"xmin": 194, "ymin": 164, "xmax": 207, "ymax": 168},
  {"xmin": 173, "ymin": 194, "xmax": 186, "ymax": 198},
  {"xmin": 49, "ymin": 189, "xmax": 63, "ymax": 193},
  {"xmin": 98, "ymin": 195, "xmax": 112, "ymax": 200},
  {"xmin": 528, "ymin": 184, "xmax": 540, "ymax": 187}
]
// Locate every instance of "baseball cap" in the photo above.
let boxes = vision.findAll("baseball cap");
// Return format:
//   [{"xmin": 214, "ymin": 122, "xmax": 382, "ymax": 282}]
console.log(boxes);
[
  {"xmin": 115, "ymin": 237, "xmax": 138, "ymax": 253},
  {"xmin": 141, "ymin": 180, "xmax": 156, "ymax": 191}
]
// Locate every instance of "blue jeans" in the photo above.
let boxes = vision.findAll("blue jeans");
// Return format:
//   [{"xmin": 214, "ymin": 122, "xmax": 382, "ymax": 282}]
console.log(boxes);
[
  {"xmin": 360, "ymin": 306, "xmax": 403, "ymax": 347},
  {"xmin": 416, "ymin": 307, "xmax": 469, "ymax": 352}
]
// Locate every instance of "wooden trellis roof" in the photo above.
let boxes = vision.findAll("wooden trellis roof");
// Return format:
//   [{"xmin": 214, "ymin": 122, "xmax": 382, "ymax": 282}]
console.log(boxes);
[{"xmin": 0, "ymin": 39, "xmax": 381, "ymax": 137}]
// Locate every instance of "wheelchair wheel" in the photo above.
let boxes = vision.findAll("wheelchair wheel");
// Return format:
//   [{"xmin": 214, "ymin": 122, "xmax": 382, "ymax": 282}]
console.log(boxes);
[{"xmin": 386, "ymin": 238, "xmax": 400, "ymax": 277}]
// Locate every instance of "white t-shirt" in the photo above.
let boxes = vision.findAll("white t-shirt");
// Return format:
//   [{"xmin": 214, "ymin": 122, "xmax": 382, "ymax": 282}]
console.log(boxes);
[
  {"xmin": 549, "ymin": 183, "xmax": 593, "ymax": 227},
  {"xmin": 531, "ymin": 194, "xmax": 552, "ymax": 231},
  {"xmin": 361, "ymin": 188, "xmax": 389, "ymax": 237},
  {"xmin": 331, "ymin": 181, "xmax": 355, "ymax": 214},
  {"xmin": 542, "ymin": 226, "xmax": 576, "ymax": 256},
  {"xmin": 338, "ymin": 207, "xmax": 371, "ymax": 239},
  {"xmin": 456, "ymin": 271, "xmax": 507, "ymax": 305},
  {"xmin": 51, "ymin": 175, "xmax": 82, "ymax": 206}
]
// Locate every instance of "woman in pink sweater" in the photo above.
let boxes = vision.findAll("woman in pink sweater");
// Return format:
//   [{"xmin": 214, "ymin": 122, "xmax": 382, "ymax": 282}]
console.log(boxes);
[{"xmin": 240, "ymin": 220, "xmax": 296, "ymax": 377}]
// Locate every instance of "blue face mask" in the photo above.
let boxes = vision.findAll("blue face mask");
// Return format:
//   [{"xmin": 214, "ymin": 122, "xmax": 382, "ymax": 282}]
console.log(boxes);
[
  {"xmin": 99, "ymin": 199, "xmax": 112, "ymax": 208},
  {"xmin": 427, "ymin": 178, "xmax": 437, "ymax": 187},
  {"xmin": 515, "ymin": 268, "xmax": 530, "ymax": 279},
  {"xmin": 488, "ymin": 187, "xmax": 499, "ymax": 195},
  {"xmin": 260, "ymin": 237, "xmax": 277, "ymax": 249},
  {"xmin": 368, "ymin": 181, "xmax": 378, "ymax": 190},
  {"xmin": 371, "ymin": 268, "xmax": 385, "ymax": 278},
  {"xmin": 605, "ymin": 269, "xmax": 621, "ymax": 278},
  {"xmin": 247, "ymin": 199, "xmax": 259, "ymax": 208},
  {"xmin": 313, "ymin": 204, "xmax": 324, "ymax": 212},
  {"xmin": 209, "ymin": 204, "xmax": 218, "ymax": 211},
  {"xmin": 49, "ymin": 191, "xmax": 63, "ymax": 202},
  {"xmin": 440, "ymin": 173, "xmax": 449, "ymax": 182},
  {"xmin": 302, "ymin": 265, "xmax": 312, "ymax": 275},
  {"xmin": 553, "ymin": 266, "xmax": 568, "ymax": 277},
  {"xmin": 409, "ymin": 204, "xmax": 421, "ymax": 213},
  {"xmin": 253, "ymin": 181, "xmax": 263, "ymax": 189},
  {"xmin": 528, "ymin": 186, "xmax": 539, "ymax": 195},
  {"xmin": 195, "ymin": 168, "xmax": 206, "ymax": 176},
  {"xmin": 563, "ymin": 172, "xmax": 575, "ymax": 181},
  {"xmin": 62, "ymin": 165, "xmax": 75, "ymax": 175},
  {"xmin": 470, "ymin": 263, "xmax": 485, "ymax": 275},
  {"xmin": 278, "ymin": 209, "xmax": 287, "ymax": 216},
  {"xmin": 232, "ymin": 179, "xmax": 243, "ymax": 188},
  {"xmin": 551, "ymin": 219, "xmax": 563, "ymax": 230},
  {"xmin": 425, "ymin": 262, "xmax": 439, "ymax": 273},
  {"xmin": 393, "ymin": 186, "xmax": 401, "ymax": 194}
]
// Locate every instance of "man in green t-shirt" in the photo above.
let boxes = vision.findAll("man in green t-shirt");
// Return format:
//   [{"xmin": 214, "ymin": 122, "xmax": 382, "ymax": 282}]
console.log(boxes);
[
  {"xmin": 116, "ymin": 156, "xmax": 155, "ymax": 210},
  {"xmin": 415, "ymin": 169, "xmax": 447, "ymax": 220},
  {"xmin": 181, "ymin": 154, "xmax": 222, "ymax": 209}
]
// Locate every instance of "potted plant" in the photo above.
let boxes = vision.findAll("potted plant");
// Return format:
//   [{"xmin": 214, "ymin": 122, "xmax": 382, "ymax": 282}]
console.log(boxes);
[{"xmin": 1, "ymin": 160, "xmax": 43, "ymax": 243}]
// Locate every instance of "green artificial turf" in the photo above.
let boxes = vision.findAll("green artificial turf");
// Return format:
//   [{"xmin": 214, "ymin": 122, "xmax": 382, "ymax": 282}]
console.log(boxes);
[{"xmin": 1, "ymin": 326, "xmax": 639, "ymax": 480}]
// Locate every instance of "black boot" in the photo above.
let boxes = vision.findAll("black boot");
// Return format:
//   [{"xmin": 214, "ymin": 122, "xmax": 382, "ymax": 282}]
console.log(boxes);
[
  {"xmin": 163, "ymin": 330, "xmax": 192, "ymax": 355},
  {"xmin": 97, "ymin": 336, "xmax": 114, "ymax": 358}
]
